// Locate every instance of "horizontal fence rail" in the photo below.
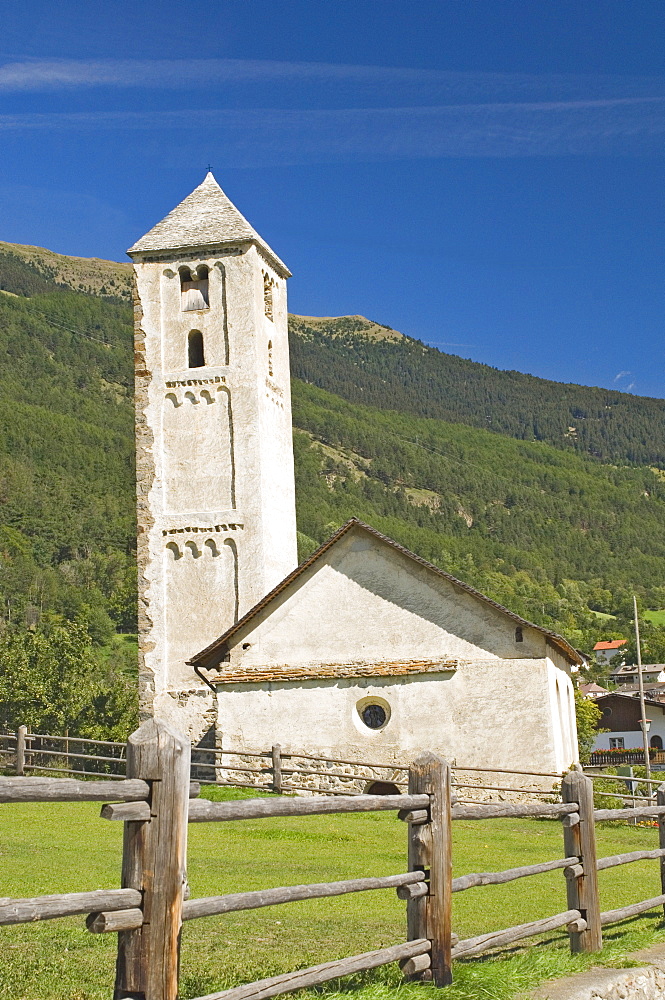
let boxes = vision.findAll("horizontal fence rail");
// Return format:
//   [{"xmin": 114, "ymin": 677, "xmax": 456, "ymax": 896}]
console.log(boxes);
[
  {"xmin": 0, "ymin": 888, "xmax": 141, "ymax": 926},
  {"xmin": 6, "ymin": 727, "xmax": 569, "ymax": 801},
  {"xmin": 7, "ymin": 723, "xmax": 665, "ymax": 1000},
  {"xmin": 0, "ymin": 776, "xmax": 150, "ymax": 803},
  {"xmin": 182, "ymin": 873, "xmax": 426, "ymax": 921},
  {"xmin": 600, "ymin": 894, "xmax": 665, "ymax": 926},
  {"xmin": 451, "ymin": 910, "xmax": 583, "ymax": 960},
  {"xmin": 187, "ymin": 793, "xmax": 429, "ymax": 823},
  {"xmin": 451, "ymin": 857, "xmax": 579, "ymax": 892},
  {"xmin": 596, "ymin": 848, "xmax": 665, "ymax": 870},
  {"xmin": 452, "ymin": 802, "xmax": 577, "ymax": 820},
  {"xmin": 190, "ymin": 940, "xmax": 433, "ymax": 1000}
]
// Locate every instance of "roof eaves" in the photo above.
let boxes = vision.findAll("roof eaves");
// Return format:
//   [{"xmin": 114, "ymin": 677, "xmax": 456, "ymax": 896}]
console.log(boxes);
[
  {"xmin": 595, "ymin": 692, "xmax": 665, "ymax": 709},
  {"xmin": 127, "ymin": 237, "xmax": 291, "ymax": 278}
]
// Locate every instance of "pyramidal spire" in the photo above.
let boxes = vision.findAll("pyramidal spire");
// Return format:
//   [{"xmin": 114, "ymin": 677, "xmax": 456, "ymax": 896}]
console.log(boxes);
[{"xmin": 127, "ymin": 172, "xmax": 290, "ymax": 276}]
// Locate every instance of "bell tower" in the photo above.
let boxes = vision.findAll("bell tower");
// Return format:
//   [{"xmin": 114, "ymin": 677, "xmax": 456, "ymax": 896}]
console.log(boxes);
[{"xmin": 128, "ymin": 173, "xmax": 298, "ymax": 739}]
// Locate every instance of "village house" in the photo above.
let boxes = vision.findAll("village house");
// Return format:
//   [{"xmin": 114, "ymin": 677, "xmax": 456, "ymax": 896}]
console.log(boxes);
[
  {"xmin": 579, "ymin": 682, "xmax": 609, "ymax": 700},
  {"xmin": 593, "ymin": 639, "xmax": 627, "ymax": 666},
  {"xmin": 611, "ymin": 664, "xmax": 665, "ymax": 690},
  {"xmin": 129, "ymin": 173, "xmax": 582, "ymax": 786},
  {"xmin": 592, "ymin": 692, "xmax": 665, "ymax": 753}
]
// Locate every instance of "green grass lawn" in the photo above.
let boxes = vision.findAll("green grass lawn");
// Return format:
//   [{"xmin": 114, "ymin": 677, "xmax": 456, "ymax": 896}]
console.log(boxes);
[
  {"xmin": 1, "ymin": 787, "xmax": 664, "ymax": 1000},
  {"xmin": 644, "ymin": 609, "xmax": 665, "ymax": 626}
]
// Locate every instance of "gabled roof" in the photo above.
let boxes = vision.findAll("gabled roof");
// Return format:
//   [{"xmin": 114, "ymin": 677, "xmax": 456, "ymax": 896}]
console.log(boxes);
[
  {"xmin": 594, "ymin": 639, "xmax": 627, "ymax": 651},
  {"xmin": 189, "ymin": 518, "xmax": 583, "ymax": 669},
  {"xmin": 612, "ymin": 663, "xmax": 665, "ymax": 675},
  {"xmin": 127, "ymin": 172, "xmax": 290, "ymax": 277}
]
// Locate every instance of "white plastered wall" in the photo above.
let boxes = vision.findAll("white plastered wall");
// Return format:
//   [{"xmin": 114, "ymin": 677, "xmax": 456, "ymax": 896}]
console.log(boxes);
[
  {"xmin": 227, "ymin": 528, "xmax": 547, "ymax": 669},
  {"xmin": 217, "ymin": 656, "xmax": 569, "ymax": 778},
  {"xmin": 132, "ymin": 242, "xmax": 297, "ymax": 740},
  {"xmin": 216, "ymin": 527, "xmax": 579, "ymax": 776}
]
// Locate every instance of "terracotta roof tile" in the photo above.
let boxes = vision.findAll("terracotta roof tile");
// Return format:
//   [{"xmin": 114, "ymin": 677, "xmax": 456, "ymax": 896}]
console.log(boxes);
[{"xmin": 211, "ymin": 658, "xmax": 458, "ymax": 685}]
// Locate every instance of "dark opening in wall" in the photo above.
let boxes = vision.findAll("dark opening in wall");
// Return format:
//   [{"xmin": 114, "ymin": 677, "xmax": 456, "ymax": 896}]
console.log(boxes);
[
  {"xmin": 188, "ymin": 330, "xmax": 205, "ymax": 368},
  {"xmin": 263, "ymin": 272, "xmax": 273, "ymax": 321},
  {"xmin": 365, "ymin": 781, "xmax": 401, "ymax": 795},
  {"xmin": 515, "ymin": 627, "xmax": 523, "ymax": 643},
  {"xmin": 181, "ymin": 265, "xmax": 209, "ymax": 311}
]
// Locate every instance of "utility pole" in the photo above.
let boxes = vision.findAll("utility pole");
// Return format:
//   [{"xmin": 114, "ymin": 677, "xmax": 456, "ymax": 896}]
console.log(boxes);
[{"xmin": 634, "ymin": 595, "xmax": 651, "ymax": 780}]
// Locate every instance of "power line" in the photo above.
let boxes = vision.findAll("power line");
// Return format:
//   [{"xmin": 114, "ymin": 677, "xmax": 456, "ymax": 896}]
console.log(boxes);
[{"xmin": 28, "ymin": 305, "xmax": 126, "ymax": 348}]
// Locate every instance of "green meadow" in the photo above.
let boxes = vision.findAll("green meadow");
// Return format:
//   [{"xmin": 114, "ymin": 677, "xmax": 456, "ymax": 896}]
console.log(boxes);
[
  {"xmin": 643, "ymin": 609, "xmax": 665, "ymax": 627},
  {"xmin": 1, "ymin": 786, "xmax": 665, "ymax": 1000}
]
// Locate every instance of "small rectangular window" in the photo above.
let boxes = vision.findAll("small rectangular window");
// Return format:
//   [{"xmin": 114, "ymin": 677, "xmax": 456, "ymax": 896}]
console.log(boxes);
[
  {"xmin": 609, "ymin": 737, "xmax": 625, "ymax": 749},
  {"xmin": 263, "ymin": 273, "xmax": 274, "ymax": 320}
]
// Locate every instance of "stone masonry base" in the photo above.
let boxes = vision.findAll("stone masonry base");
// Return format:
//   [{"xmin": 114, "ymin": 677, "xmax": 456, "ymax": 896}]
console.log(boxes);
[{"xmin": 530, "ymin": 943, "xmax": 665, "ymax": 1000}]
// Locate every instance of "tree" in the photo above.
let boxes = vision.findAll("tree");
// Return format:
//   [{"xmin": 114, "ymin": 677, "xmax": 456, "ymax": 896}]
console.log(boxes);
[
  {"xmin": 0, "ymin": 621, "xmax": 137, "ymax": 736},
  {"xmin": 574, "ymin": 689, "xmax": 604, "ymax": 763}
]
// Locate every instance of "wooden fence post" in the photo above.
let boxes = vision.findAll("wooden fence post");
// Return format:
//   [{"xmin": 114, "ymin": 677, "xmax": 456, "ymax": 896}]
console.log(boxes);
[
  {"xmin": 114, "ymin": 718, "xmax": 191, "ymax": 1000},
  {"xmin": 657, "ymin": 783, "xmax": 665, "ymax": 917},
  {"xmin": 15, "ymin": 725, "xmax": 26, "ymax": 776},
  {"xmin": 272, "ymin": 745, "xmax": 282, "ymax": 794},
  {"xmin": 562, "ymin": 769, "xmax": 602, "ymax": 953},
  {"xmin": 405, "ymin": 752, "xmax": 452, "ymax": 986}
]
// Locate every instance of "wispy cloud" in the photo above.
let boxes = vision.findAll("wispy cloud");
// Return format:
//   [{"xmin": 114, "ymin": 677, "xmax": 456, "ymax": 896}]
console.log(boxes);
[
  {"xmin": 613, "ymin": 371, "xmax": 638, "ymax": 392},
  {"xmin": 428, "ymin": 340, "xmax": 477, "ymax": 348},
  {"xmin": 0, "ymin": 98, "xmax": 663, "ymax": 163},
  {"xmin": 1, "ymin": 59, "xmax": 663, "ymax": 164},
  {"xmin": 0, "ymin": 57, "xmax": 664, "ymax": 104}
]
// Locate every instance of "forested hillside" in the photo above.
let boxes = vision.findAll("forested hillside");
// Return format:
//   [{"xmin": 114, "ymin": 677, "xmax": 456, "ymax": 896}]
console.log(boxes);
[
  {"xmin": 290, "ymin": 315, "xmax": 665, "ymax": 466},
  {"xmin": 291, "ymin": 380, "xmax": 665, "ymax": 654},
  {"xmin": 0, "ymin": 242, "xmax": 664, "ymax": 737}
]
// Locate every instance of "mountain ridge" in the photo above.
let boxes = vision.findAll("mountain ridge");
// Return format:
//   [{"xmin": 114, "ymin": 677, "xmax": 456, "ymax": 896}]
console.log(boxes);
[{"xmin": 2, "ymin": 240, "xmax": 662, "ymax": 466}]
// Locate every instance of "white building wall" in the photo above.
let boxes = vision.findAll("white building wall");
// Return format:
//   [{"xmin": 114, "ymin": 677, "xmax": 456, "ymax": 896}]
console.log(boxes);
[
  {"xmin": 216, "ymin": 656, "xmax": 570, "ymax": 780},
  {"xmin": 547, "ymin": 648, "xmax": 579, "ymax": 771},
  {"xmin": 593, "ymin": 715, "xmax": 665, "ymax": 752},
  {"xmin": 227, "ymin": 530, "xmax": 549, "ymax": 669},
  {"xmin": 213, "ymin": 528, "xmax": 579, "ymax": 778}
]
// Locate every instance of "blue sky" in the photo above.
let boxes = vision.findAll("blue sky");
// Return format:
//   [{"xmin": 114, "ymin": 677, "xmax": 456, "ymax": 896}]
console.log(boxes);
[{"xmin": 0, "ymin": 1, "xmax": 663, "ymax": 396}]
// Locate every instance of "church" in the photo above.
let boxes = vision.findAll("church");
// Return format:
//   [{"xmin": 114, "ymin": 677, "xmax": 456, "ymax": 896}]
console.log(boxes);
[{"xmin": 127, "ymin": 173, "xmax": 580, "ymax": 781}]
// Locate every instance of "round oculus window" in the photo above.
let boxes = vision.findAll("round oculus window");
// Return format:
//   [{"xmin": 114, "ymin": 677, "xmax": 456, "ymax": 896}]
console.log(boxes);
[{"xmin": 360, "ymin": 703, "xmax": 387, "ymax": 730}]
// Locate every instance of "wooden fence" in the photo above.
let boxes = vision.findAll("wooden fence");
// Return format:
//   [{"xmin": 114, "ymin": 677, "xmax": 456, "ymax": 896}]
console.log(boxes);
[
  {"xmin": 1, "ymin": 725, "xmax": 567, "ymax": 800},
  {"xmin": 4, "ymin": 720, "xmax": 665, "ymax": 999},
  {"xmin": 590, "ymin": 748, "xmax": 665, "ymax": 767}
]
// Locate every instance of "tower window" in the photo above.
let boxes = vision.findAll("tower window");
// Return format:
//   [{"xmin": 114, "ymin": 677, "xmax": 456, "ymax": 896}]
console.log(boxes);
[
  {"xmin": 181, "ymin": 265, "xmax": 209, "ymax": 311},
  {"xmin": 263, "ymin": 273, "xmax": 273, "ymax": 321},
  {"xmin": 188, "ymin": 330, "xmax": 205, "ymax": 369}
]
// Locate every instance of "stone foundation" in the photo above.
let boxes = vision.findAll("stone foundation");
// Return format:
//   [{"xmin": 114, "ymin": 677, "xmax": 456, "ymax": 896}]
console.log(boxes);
[
  {"xmin": 531, "ymin": 944, "xmax": 665, "ymax": 1000},
  {"xmin": 218, "ymin": 751, "xmax": 561, "ymax": 801}
]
